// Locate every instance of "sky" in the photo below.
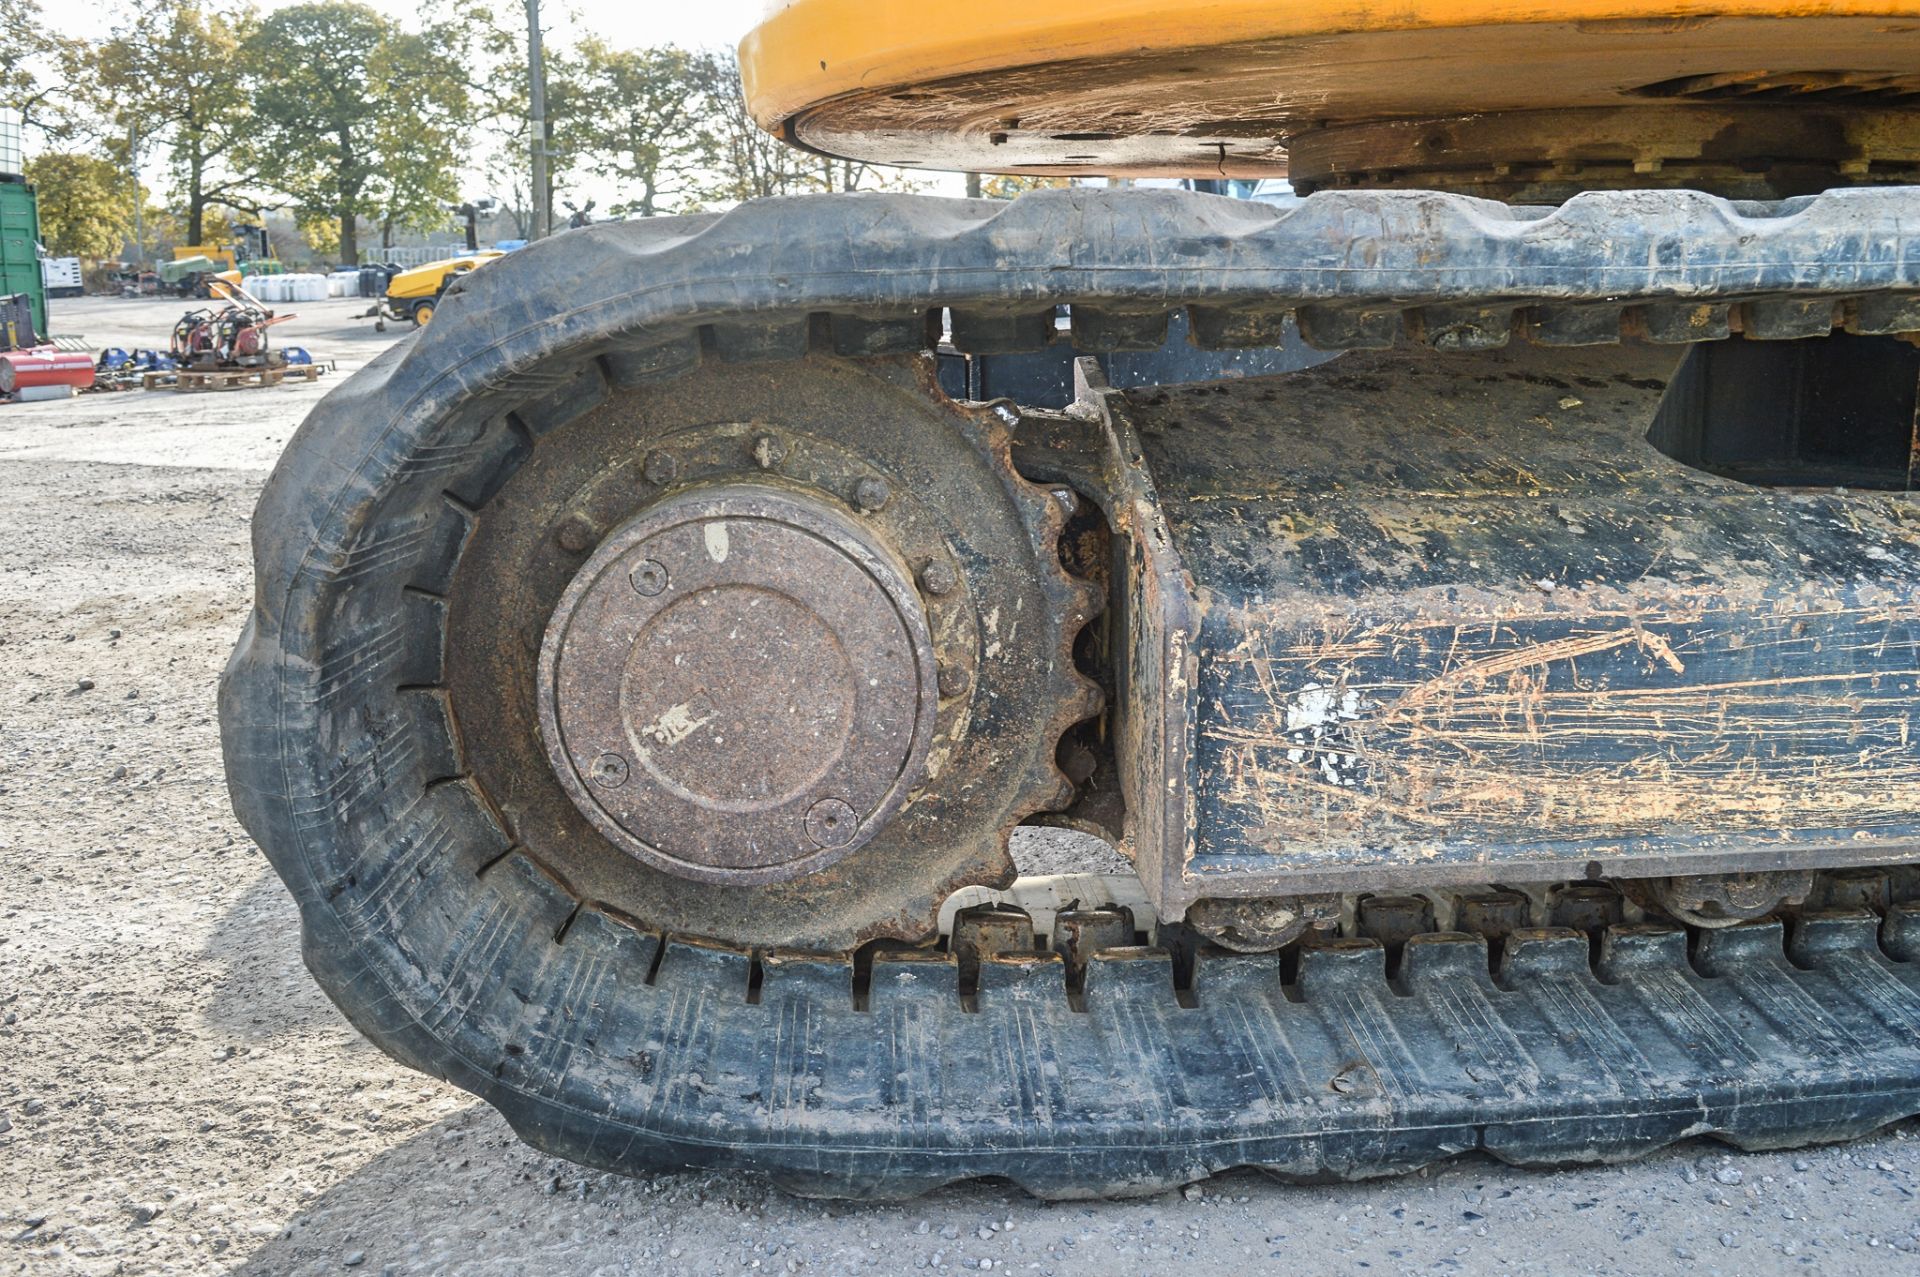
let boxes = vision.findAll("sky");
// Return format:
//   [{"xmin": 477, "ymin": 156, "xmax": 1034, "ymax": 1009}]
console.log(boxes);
[
  {"xmin": 608, "ymin": 0, "xmax": 765, "ymax": 52},
  {"xmin": 45, "ymin": 0, "xmax": 967, "ymax": 228},
  {"xmin": 59, "ymin": 0, "xmax": 767, "ymax": 53}
]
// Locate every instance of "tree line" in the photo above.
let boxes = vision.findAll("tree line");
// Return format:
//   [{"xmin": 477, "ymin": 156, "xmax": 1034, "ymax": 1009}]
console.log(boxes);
[{"xmin": 2, "ymin": 0, "xmax": 933, "ymax": 265}]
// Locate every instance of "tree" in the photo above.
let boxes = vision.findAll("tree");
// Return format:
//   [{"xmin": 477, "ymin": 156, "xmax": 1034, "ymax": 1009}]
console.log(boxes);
[
  {"xmin": 981, "ymin": 175, "xmax": 1069, "ymax": 199},
  {"xmin": 550, "ymin": 40, "xmax": 708, "ymax": 219},
  {"xmin": 1, "ymin": 0, "xmax": 85, "ymax": 139},
  {"xmin": 686, "ymin": 49, "xmax": 815, "ymax": 204},
  {"xmin": 26, "ymin": 152, "xmax": 138, "ymax": 258},
  {"xmin": 137, "ymin": 200, "xmax": 235, "ymax": 256},
  {"xmin": 687, "ymin": 50, "xmax": 926, "ymax": 207},
  {"xmin": 242, "ymin": 2, "xmax": 468, "ymax": 263},
  {"xmin": 814, "ymin": 156, "xmax": 930, "ymax": 196},
  {"xmin": 92, "ymin": 0, "xmax": 265, "ymax": 245},
  {"xmin": 369, "ymin": 104, "xmax": 460, "ymax": 250}
]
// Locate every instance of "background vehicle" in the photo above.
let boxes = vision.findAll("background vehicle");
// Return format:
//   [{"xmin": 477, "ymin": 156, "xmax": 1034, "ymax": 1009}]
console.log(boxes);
[
  {"xmin": 223, "ymin": 0, "xmax": 1920, "ymax": 1200},
  {"xmin": 168, "ymin": 225, "xmax": 275, "ymax": 299},
  {"xmin": 361, "ymin": 250, "xmax": 502, "ymax": 329}
]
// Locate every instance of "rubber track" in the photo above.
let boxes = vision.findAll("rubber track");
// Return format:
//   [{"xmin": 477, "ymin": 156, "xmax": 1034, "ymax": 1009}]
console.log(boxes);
[{"xmin": 221, "ymin": 186, "xmax": 1920, "ymax": 1197}]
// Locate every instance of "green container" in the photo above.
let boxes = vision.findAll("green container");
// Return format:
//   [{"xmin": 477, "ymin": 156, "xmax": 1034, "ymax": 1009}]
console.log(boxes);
[{"xmin": 0, "ymin": 177, "xmax": 47, "ymax": 342}]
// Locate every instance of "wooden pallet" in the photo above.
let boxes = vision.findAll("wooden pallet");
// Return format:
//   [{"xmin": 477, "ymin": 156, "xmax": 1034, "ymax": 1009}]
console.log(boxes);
[{"xmin": 143, "ymin": 364, "xmax": 324, "ymax": 393}]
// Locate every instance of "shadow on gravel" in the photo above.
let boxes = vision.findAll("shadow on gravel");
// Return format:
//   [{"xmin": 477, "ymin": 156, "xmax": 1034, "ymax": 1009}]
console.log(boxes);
[
  {"xmin": 198, "ymin": 860, "xmax": 357, "ymax": 1041},
  {"xmin": 218, "ymin": 1069, "xmax": 1920, "ymax": 1276},
  {"xmin": 225, "ymin": 1104, "xmax": 780, "ymax": 1276}
]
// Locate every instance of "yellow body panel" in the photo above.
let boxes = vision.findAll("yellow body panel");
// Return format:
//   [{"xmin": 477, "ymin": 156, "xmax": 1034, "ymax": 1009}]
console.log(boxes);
[
  {"xmin": 386, "ymin": 252, "xmax": 503, "ymax": 302},
  {"xmin": 742, "ymin": 0, "xmax": 1920, "ymax": 180},
  {"xmin": 743, "ymin": 0, "xmax": 1920, "ymax": 130}
]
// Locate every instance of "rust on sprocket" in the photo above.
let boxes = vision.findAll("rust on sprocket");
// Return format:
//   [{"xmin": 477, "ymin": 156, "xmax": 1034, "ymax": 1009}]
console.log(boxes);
[{"xmin": 444, "ymin": 352, "xmax": 1101, "ymax": 952}]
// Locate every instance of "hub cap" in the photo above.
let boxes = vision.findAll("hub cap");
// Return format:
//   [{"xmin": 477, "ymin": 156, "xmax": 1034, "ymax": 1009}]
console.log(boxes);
[{"xmin": 538, "ymin": 484, "xmax": 938, "ymax": 885}]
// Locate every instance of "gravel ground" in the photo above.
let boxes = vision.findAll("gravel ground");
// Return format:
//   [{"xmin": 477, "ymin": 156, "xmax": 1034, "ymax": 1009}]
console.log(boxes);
[{"xmin": 4, "ymin": 295, "xmax": 1919, "ymax": 1277}]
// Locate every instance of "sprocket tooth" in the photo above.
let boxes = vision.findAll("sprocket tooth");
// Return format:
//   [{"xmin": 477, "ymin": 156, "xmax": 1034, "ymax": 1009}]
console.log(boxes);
[{"xmin": 946, "ymin": 385, "xmax": 1122, "ymax": 885}]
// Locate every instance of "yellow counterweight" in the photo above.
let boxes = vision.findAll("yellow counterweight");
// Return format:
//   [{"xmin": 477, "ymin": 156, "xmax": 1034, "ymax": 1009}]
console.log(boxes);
[{"xmin": 741, "ymin": 0, "xmax": 1920, "ymax": 195}]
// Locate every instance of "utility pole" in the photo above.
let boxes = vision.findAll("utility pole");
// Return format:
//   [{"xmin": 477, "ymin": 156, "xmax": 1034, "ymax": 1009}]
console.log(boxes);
[
  {"xmin": 526, "ymin": 0, "xmax": 549, "ymax": 240},
  {"xmin": 129, "ymin": 125, "xmax": 144, "ymax": 266}
]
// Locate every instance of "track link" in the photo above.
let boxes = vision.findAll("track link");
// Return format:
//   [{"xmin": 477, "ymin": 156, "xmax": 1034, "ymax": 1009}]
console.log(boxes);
[
  {"xmin": 221, "ymin": 186, "xmax": 1920, "ymax": 1197},
  {"xmin": 341, "ymin": 852, "xmax": 1920, "ymax": 1199}
]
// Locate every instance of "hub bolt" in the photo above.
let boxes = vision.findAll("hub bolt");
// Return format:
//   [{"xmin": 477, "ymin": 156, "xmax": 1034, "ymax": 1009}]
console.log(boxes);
[
  {"xmin": 629, "ymin": 559, "xmax": 669, "ymax": 596},
  {"xmin": 805, "ymin": 797, "xmax": 858, "ymax": 848},
  {"xmin": 851, "ymin": 476, "xmax": 890, "ymax": 512},
  {"xmin": 751, "ymin": 434, "xmax": 786, "ymax": 469},
  {"xmin": 937, "ymin": 664, "xmax": 970, "ymax": 699},
  {"xmin": 589, "ymin": 753, "xmax": 630, "ymax": 788},
  {"xmin": 918, "ymin": 560, "xmax": 957, "ymax": 596},
  {"xmin": 643, "ymin": 449, "xmax": 679, "ymax": 486},
  {"xmin": 555, "ymin": 515, "xmax": 596, "ymax": 553}
]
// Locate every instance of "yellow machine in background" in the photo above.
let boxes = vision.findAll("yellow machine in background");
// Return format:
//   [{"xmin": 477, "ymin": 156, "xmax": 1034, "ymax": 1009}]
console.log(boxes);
[
  {"xmin": 168, "ymin": 225, "xmax": 276, "ymax": 300},
  {"xmin": 365, "ymin": 251, "xmax": 503, "ymax": 330}
]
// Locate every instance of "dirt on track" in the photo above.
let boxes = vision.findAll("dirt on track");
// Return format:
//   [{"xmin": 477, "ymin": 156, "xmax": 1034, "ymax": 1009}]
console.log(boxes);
[{"xmin": 3, "ymin": 296, "xmax": 1919, "ymax": 1277}]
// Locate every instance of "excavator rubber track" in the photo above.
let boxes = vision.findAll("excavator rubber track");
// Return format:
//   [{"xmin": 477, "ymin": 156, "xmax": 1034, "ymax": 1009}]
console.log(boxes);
[{"xmin": 221, "ymin": 187, "xmax": 1920, "ymax": 1198}]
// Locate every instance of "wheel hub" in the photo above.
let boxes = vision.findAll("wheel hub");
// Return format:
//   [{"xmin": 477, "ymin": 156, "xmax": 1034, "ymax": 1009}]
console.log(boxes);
[{"xmin": 538, "ymin": 483, "xmax": 938, "ymax": 885}]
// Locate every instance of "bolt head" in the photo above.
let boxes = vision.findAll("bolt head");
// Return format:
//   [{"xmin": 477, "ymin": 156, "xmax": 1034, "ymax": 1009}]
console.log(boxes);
[
  {"xmin": 936, "ymin": 664, "xmax": 970, "ymax": 699},
  {"xmin": 851, "ymin": 476, "xmax": 890, "ymax": 512},
  {"xmin": 643, "ymin": 449, "xmax": 678, "ymax": 486},
  {"xmin": 751, "ymin": 434, "xmax": 786, "ymax": 470},
  {"xmin": 589, "ymin": 753, "xmax": 630, "ymax": 788},
  {"xmin": 628, "ymin": 559, "xmax": 669, "ymax": 596},
  {"xmin": 555, "ymin": 515, "xmax": 596, "ymax": 553},
  {"xmin": 805, "ymin": 797, "xmax": 858, "ymax": 848},
  {"xmin": 918, "ymin": 560, "xmax": 957, "ymax": 596}
]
